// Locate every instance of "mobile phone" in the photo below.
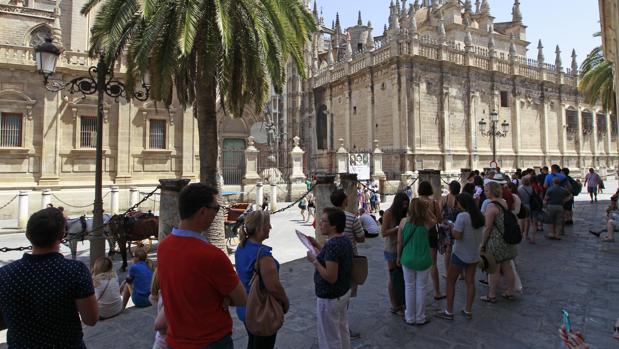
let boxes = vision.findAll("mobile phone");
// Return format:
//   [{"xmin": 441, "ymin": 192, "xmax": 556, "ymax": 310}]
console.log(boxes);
[{"xmin": 562, "ymin": 309, "xmax": 571, "ymax": 332}]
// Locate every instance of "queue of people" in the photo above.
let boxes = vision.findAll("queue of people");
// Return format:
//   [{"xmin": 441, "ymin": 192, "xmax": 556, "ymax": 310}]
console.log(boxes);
[{"xmin": 0, "ymin": 164, "xmax": 614, "ymax": 349}]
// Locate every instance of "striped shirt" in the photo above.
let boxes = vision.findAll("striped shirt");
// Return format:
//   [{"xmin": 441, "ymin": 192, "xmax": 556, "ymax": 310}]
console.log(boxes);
[{"xmin": 344, "ymin": 211, "xmax": 364, "ymax": 255}]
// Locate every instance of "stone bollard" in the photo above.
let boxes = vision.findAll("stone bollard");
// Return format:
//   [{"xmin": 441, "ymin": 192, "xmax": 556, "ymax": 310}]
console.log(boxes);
[
  {"xmin": 336, "ymin": 138, "xmax": 348, "ymax": 175},
  {"xmin": 158, "ymin": 179, "xmax": 190, "ymax": 240},
  {"xmin": 255, "ymin": 182, "xmax": 264, "ymax": 210},
  {"xmin": 418, "ymin": 169, "xmax": 442, "ymax": 202},
  {"xmin": 340, "ymin": 173, "xmax": 359, "ymax": 215},
  {"xmin": 314, "ymin": 175, "xmax": 336, "ymax": 246},
  {"xmin": 270, "ymin": 183, "xmax": 278, "ymax": 212},
  {"xmin": 372, "ymin": 140, "xmax": 386, "ymax": 181},
  {"xmin": 129, "ymin": 187, "xmax": 139, "ymax": 208},
  {"xmin": 40, "ymin": 189, "xmax": 51, "ymax": 209},
  {"xmin": 110, "ymin": 186, "xmax": 120, "ymax": 214},
  {"xmin": 17, "ymin": 191, "xmax": 29, "ymax": 229}
]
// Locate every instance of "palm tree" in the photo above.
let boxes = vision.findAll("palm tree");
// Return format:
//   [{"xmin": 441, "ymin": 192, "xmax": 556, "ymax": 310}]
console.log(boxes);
[
  {"xmin": 82, "ymin": 0, "xmax": 315, "ymax": 249},
  {"xmin": 579, "ymin": 32, "xmax": 616, "ymax": 115}
]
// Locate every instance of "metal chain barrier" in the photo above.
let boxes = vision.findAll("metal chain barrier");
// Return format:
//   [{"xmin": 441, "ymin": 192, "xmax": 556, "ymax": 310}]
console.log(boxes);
[
  {"xmin": 0, "ymin": 194, "xmax": 18, "ymax": 211},
  {"xmin": 271, "ymin": 184, "xmax": 315, "ymax": 215},
  {"xmin": 51, "ymin": 193, "xmax": 94, "ymax": 209},
  {"xmin": 0, "ymin": 245, "xmax": 32, "ymax": 253}
]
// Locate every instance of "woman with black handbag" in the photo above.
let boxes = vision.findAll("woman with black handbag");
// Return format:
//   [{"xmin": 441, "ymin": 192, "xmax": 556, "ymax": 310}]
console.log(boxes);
[{"xmin": 380, "ymin": 192, "xmax": 410, "ymax": 316}]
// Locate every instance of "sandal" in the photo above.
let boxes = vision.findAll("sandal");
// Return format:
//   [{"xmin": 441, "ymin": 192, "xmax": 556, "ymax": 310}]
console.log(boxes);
[
  {"xmin": 589, "ymin": 230, "xmax": 602, "ymax": 237},
  {"xmin": 502, "ymin": 293, "xmax": 515, "ymax": 301},
  {"xmin": 461, "ymin": 310, "xmax": 473, "ymax": 319},
  {"xmin": 433, "ymin": 295, "xmax": 446, "ymax": 301},
  {"xmin": 390, "ymin": 307, "xmax": 404, "ymax": 316},
  {"xmin": 602, "ymin": 237, "xmax": 616, "ymax": 243},
  {"xmin": 480, "ymin": 295, "xmax": 496, "ymax": 303},
  {"xmin": 435, "ymin": 310, "xmax": 454, "ymax": 320}
]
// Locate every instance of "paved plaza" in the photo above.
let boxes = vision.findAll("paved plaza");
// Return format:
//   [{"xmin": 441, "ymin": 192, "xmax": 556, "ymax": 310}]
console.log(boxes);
[{"xmin": 1, "ymin": 186, "xmax": 619, "ymax": 348}]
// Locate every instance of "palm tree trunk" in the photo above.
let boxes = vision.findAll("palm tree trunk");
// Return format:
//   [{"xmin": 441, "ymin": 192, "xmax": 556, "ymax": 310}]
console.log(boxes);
[{"xmin": 196, "ymin": 61, "xmax": 226, "ymax": 251}]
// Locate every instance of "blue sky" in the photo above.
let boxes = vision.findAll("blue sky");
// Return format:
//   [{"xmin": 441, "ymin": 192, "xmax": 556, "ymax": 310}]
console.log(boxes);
[{"xmin": 316, "ymin": 0, "xmax": 600, "ymax": 67}]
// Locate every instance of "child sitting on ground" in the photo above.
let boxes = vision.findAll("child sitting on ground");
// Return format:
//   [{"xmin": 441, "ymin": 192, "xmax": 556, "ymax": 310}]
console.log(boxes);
[
  {"xmin": 92, "ymin": 257, "xmax": 124, "ymax": 319},
  {"xmin": 121, "ymin": 248, "xmax": 153, "ymax": 308}
]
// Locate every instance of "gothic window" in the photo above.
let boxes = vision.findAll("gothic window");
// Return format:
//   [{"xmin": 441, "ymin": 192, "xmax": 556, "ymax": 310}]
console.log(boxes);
[
  {"xmin": 316, "ymin": 104, "xmax": 328, "ymax": 150},
  {"xmin": 500, "ymin": 91, "xmax": 509, "ymax": 108},
  {"xmin": 582, "ymin": 111, "xmax": 593, "ymax": 135},
  {"xmin": 612, "ymin": 115, "xmax": 618, "ymax": 141},
  {"xmin": 148, "ymin": 119, "xmax": 166, "ymax": 149},
  {"xmin": 357, "ymin": 43, "xmax": 363, "ymax": 52},
  {"xmin": 0, "ymin": 113, "xmax": 22, "ymax": 147},
  {"xmin": 29, "ymin": 25, "xmax": 52, "ymax": 48},
  {"xmin": 596, "ymin": 113, "xmax": 607, "ymax": 136},
  {"xmin": 565, "ymin": 109, "xmax": 578, "ymax": 140},
  {"xmin": 79, "ymin": 116, "xmax": 97, "ymax": 148}
]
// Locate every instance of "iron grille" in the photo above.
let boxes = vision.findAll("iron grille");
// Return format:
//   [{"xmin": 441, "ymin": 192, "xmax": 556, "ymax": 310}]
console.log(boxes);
[
  {"xmin": 149, "ymin": 119, "xmax": 166, "ymax": 149},
  {"xmin": 0, "ymin": 113, "xmax": 22, "ymax": 147},
  {"xmin": 80, "ymin": 116, "xmax": 97, "ymax": 148}
]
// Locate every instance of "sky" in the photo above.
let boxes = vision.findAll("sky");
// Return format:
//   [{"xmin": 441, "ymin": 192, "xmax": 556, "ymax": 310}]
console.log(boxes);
[{"xmin": 315, "ymin": 0, "xmax": 601, "ymax": 67}]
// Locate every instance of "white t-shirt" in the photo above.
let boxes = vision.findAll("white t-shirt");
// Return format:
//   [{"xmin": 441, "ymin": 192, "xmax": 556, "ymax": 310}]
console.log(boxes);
[
  {"xmin": 359, "ymin": 213, "xmax": 380, "ymax": 235},
  {"xmin": 94, "ymin": 274, "xmax": 123, "ymax": 319},
  {"xmin": 453, "ymin": 212, "xmax": 483, "ymax": 264}
]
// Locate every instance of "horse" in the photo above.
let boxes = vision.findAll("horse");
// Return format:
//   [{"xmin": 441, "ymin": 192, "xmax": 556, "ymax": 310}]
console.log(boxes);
[
  {"xmin": 65, "ymin": 214, "xmax": 114, "ymax": 260},
  {"xmin": 107, "ymin": 211, "xmax": 159, "ymax": 271}
]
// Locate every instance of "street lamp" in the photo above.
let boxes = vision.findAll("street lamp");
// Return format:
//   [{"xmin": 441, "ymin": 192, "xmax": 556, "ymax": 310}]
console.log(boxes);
[
  {"xmin": 34, "ymin": 37, "xmax": 150, "ymax": 265},
  {"xmin": 478, "ymin": 111, "xmax": 510, "ymax": 165}
]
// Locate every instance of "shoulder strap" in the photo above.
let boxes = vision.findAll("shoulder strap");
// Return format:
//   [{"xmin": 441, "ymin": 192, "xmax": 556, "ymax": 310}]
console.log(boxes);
[
  {"xmin": 253, "ymin": 246, "xmax": 265, "ymax": 274},
  {"xmin": 97, "ymin": 279, "xmax": 111, "ymax": 302}
]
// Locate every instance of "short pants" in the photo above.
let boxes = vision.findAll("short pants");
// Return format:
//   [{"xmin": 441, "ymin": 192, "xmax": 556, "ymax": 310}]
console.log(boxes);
[
  {"xmin": 451, "ymin": 253, "xmax": 476, "ymax": 268},
  {"xmin": 132, "ymin": 293, "xmax": 152, "ymax": 308},
  {"xmin": 384, "ymin": 251, "xmax": 397, "ymax": 262}
]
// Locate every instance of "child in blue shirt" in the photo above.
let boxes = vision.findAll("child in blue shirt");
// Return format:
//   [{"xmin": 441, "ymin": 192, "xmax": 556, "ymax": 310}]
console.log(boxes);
[{"xmin": 121, "ymin": 248, "xmax": 153, "ymax": 308}]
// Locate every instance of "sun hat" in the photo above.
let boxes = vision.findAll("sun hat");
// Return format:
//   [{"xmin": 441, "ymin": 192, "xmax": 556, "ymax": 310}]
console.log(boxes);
[{"xmin": 479, "ymin": 251, "xmax": 498, "ymax": 274}]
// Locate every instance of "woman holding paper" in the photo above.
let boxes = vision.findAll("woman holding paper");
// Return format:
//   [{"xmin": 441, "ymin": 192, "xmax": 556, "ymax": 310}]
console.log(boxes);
[
  {"xmin": 307, "ymin": 207, "xmax": 354, "ymax": 349},
  {"xmin": 235, "ymin": 210, "xmax": 289, "ymax": 349}
]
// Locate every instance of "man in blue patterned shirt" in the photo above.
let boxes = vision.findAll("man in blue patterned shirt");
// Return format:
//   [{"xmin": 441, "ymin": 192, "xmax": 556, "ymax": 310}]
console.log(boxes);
[{"xmin": 0, "ymin": 207, "xmax": 98, "ymax": 348}]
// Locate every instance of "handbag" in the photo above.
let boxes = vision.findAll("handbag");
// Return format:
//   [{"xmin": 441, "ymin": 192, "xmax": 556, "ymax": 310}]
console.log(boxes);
[
  {"xmin": 351, "ymin": 255, "xmax": 368, "ymax": 285},
  {"xmin": 245, "ymin": 248, "xmax": 284, "ymax": 337}
]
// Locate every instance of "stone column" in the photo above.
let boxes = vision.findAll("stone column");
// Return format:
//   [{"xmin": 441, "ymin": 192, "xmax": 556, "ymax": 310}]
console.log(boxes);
[
  {"xmin": 559, "ymin": 103, "xmax": 568, "ymax": 160},
  {"xmin": 418, "ymin": 169, "xmax": 442, "ymax": 202},
  {"xmin": 270, "ymin": 183, "xmax": 278, "ymax": 212},
  {"xmin": 255, "ymin": 182, "xmax": 264, "ymax": 209},
  {"xmin": 110, "ymin": 186, "xmax": 120, "ymax": 214},
  {"xmin": 576, "ymin": 107, "xmax": 584, "ymax": 169},
  {"xmin": 158, "ymin": 179, "xmax": 190, "ymax": 240},
  {"xmin": 372, "ymin": 140, "xmax": 386, "ymax": 181},
  {"xmin": 336, "ymin": 138, "xmax": 349, "ymax": 174},
  {"xmin": 540, "ymin": 100, "xmax": 550, "ymax": 164},
  {"xmin": 314, "ymin": 175, "xmax": 336, "ymax": 245},
  {"xmin": 340, "ymin": 174, "xmax": 359, "ymax": 214},
  {"xmin": 289, "ymin": 136, "xmax": 306, "ymax": 183},
  {"xmin": 243, "ymin": 136, "xmax": 260, "ymax": 185},
  {"xmin": 17, "ymin": 191, "xmax": 29, "ymax": 229},
  {"xmin": 129, "ymin": 186, "xmax": 139, "ymax": 208},
  {"xmin": 40, "ymin": 189, "xmax": 51, "ymax": 209}
]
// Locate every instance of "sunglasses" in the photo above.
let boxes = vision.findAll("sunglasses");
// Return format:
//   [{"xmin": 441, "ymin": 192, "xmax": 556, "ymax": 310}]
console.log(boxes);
[{"xmin": 206, "ymin": 204, "xmax": 221, "ymax": 212}]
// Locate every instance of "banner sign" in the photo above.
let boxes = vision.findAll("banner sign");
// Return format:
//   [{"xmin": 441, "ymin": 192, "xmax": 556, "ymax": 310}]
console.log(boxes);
[{"xmin": 349, "ymin": 153, "xmax": 371, "ymax": 180}]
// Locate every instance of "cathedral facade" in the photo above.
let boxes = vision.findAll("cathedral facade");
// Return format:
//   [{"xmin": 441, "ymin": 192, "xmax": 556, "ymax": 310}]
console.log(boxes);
[{"xmin": 290, "ymin": 0, "xmax": 618, "ymax": 179}]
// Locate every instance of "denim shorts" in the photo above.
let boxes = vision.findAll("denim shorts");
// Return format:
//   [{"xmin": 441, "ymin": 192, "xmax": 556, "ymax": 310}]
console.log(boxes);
[
  {"xmin": 384, "ymin": 251, "xmax": 397, "ymax": 262},
  {"xmin": 132, "ymin": 294, "xmax": 152, "ymax": 308},
  {"xmin": 451, "ymin": 254, "xmax": 473, "ymax": 268}
]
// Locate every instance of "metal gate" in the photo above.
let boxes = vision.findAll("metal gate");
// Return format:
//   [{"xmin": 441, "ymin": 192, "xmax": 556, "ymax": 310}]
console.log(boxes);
[{"xmin": 222, "ymin": 139, "xmax": 246, "ymax": 185}]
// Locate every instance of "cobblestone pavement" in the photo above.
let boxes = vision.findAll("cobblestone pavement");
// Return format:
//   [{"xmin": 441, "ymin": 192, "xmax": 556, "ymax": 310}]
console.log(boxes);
[{"xmin": 1, "ymin": 189, "xmax": 619, "ymax": 348}]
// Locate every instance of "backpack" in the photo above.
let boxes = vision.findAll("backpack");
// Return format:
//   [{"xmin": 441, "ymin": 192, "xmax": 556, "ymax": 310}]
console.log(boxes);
[
  {"xmin": 492, "ymin": 201, "xmax": 522, "ymax": 245},
  {"xmin": 567, "ymin": 176, "xmax": 581, "ymax": 196},
  {"xmin": 528, "ymin": 186, "xmax": 543, "ymax": 211}
]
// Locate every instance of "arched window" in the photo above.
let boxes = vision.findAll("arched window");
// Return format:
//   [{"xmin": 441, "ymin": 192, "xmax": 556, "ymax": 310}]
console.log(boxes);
[
  {"xmin": 597, "ymin": 113, "xmax": 607, "ymax": 136},
  {"xmin": 29, "ymin": 25, "xmax": 52, "ymax": 48},
  {"xmin": 316, "ymin": 104, "xmax": 328, "ymax": 150},
  {"xmin": 565, "ymin": 108, "xmax": 577, "ymax": 140},
  {"xmin": 582, "ymin": 111, "xmax": 593, "ymax": 135},
  {"xmin": 611, "ymin": 114, "xmax": 617, "ymax": 141}
]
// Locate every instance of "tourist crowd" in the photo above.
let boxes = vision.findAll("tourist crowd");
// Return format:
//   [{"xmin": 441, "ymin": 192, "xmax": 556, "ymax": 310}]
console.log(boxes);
[{"xmin": 0, "ymin": 165, "xmax": 617, "ymax": 349}]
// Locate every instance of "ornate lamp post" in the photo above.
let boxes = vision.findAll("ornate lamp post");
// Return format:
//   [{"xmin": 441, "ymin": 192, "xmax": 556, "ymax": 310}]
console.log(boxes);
[
  {"xmin": 478, "ymin": 111, "xmax": 509, "ymax": 165},
  {"xmin": 34, "ymin": 38, "xmax": 150, "ymax": 265}
]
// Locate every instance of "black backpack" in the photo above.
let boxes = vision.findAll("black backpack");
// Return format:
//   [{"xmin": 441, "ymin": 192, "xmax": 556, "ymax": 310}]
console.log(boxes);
[
  {"xmin": 492, "ymin": 201, "xmax": 523, "ymax": 245},
  {"xmin": 527, "ymin": 187, "xmax": 543, "ymax": 212}
]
